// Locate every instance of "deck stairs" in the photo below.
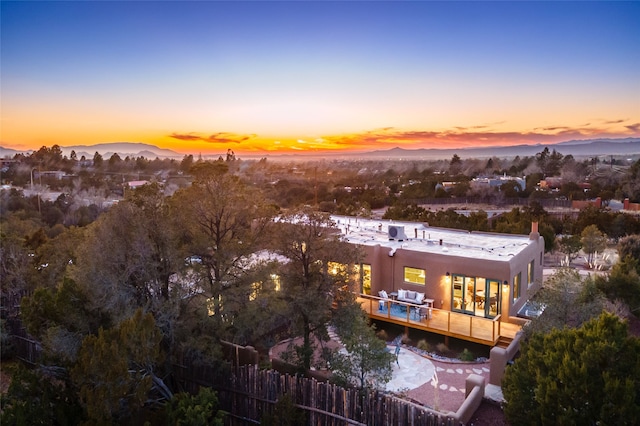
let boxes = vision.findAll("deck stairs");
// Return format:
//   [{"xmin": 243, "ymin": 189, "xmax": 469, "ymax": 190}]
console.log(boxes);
[{"xmin": 495, "ymin": 335, "xmax": 513, "ymax": 349}]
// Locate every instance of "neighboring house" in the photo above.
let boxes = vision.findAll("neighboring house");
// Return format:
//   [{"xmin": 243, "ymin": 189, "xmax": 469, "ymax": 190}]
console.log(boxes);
[
  {"xmin": 125, "ymin": 180, "xmax": 151, "ymax": 189},
  {"xmin": 332, "ymin": 215, "xmax": 544, "ymax": 346},
  {"xmin": 623, "ymin": 198, "xmax": 640, "ymax": 212},
  {"xmin": 34, "ymin": 170, "xmax": 68, "ymax": 180},
  {"xmin": 471, "ymin": 175, "xmax": 526, "ymax": 192}
]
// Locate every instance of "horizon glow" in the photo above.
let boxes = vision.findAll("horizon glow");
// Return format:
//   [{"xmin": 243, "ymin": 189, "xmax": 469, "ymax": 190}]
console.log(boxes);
[{"xmin": 1, "ymin": 1, "xmax": 639, "ymax": 156}]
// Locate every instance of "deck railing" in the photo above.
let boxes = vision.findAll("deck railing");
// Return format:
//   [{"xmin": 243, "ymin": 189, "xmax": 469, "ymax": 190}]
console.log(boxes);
[{"xmin": 357, "ymin": 294, "xmax": 516, "ymax": 346}]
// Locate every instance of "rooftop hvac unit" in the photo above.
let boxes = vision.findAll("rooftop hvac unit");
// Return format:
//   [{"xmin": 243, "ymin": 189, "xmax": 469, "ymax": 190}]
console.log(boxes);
[{"xmin": 388, "ymin": 225, "xmax": 408, "ymax": 241}]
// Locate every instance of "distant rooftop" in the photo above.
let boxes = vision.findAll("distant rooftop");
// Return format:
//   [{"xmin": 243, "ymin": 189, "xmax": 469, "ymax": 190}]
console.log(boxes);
[{"xmin": 330, "ymin": 215, "xmax": 534, "ymax": 262}]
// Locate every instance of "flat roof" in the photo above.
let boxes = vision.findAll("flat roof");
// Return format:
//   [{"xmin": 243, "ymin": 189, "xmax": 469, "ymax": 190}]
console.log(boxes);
[{"xmin": 330, "ymin": 215, "xmax": 535, "ymax": 262}]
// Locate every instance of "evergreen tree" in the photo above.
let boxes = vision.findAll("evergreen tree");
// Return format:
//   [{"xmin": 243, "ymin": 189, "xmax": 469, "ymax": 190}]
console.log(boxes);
[
  {"xmin": 71, "ymin": 309, "xmax": 166, "ymax": 424},
  {"xmin": 330, "ymin": 304, "xmax": 394, "ymax": 391},
  {"xmin": 503, "ymin": 312, "xmax": 640, "ymax": 425},
  {"xmin": 581, "ymin": 224, "xmax": 607, "ymax": 267}
]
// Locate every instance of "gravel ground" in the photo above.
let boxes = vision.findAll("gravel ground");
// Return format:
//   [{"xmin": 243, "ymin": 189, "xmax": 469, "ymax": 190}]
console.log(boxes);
[{"xmin": 404, "ymin": 354, "xmax": 491, "ymax": 414}]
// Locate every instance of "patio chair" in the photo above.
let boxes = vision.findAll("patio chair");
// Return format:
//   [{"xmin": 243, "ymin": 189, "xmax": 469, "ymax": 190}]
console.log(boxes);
[
  {"xmin": 418, "ymin": 307, "xmax": 429, "ymax": 320},
  {"xmin": 394, "ymin": 344, "xmax": 401, "ymax": 366},
  {"xmin": 378, "ymin": 290, "xmax": 389, "ymax": 310}
]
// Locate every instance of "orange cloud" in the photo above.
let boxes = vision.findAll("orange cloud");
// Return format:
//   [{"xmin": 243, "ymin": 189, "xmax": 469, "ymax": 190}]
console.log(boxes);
[
  {"xmin": 625, "ymin": 123, "xmax": 640, "ymax": 132},
  {"xmin": 158, "ymin": 118, "xmax": 640, "ymax": 155},
  {"xmin": 169, "ymin": 132, "xmax": 257, "ymax": 144},
  {"xmin": 320, "ymin": 119, "xmax": 640, "ymax": 151}
]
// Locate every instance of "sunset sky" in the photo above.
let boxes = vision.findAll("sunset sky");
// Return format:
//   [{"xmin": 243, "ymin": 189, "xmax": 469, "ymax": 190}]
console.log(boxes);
[{"xmin": 2, "ymin": 1, "xmax": 639, "ymax": 156}]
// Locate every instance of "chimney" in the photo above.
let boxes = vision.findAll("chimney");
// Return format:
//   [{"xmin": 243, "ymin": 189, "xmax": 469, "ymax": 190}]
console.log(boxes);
[{"xmin": 529, "ymin": 221, "xmax": 540, "ymax": 241}]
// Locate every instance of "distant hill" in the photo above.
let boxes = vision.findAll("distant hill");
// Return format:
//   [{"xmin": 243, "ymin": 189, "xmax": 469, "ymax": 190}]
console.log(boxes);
[
  {"xmin": 61, "ymin": 143, "xmax": 182, "ymax": 159},
  {"xmin": 2, "ymin": 138, "xmax": 639, "ymax": 161},
  {"xmin": 360, "ymin": 138, "xmax": 640, "ymax": 160},
  {"xmin": 0, "ymin": 146, "xmax": 22, "ymax": 158},
  {"xmin": 0, "ymin": 142, "xmax": 182, "ymax": 159}
]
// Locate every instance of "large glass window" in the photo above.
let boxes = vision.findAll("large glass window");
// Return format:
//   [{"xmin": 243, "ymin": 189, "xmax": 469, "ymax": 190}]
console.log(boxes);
[
  {"xmin": 513, "ymin": 272, "xmax": 522, "ymax": 303},
  {"xmin": 249, "ymin": 282, "xmax": 260, "ymax": 301},
  {"xmin": 486, "ymin": 280, "xmax": 501, "ymax": 318},
  {"xmin": 271, "ymin": 274, "xmax": 281, "ymax": 292},
  {"xmin": 328, "ymin": 261, "xmax": 346, "ymax": 276},
  {"xmin": 360, "ymin": 264, "xmax": 371, "ymax": 295},
  {"xmin": 452, "ymin": 275, "xmax": 464, "ymax": 311},
  {"xmin": 404, "ymin": 267, "xmax": 426, "ymax": 285}
]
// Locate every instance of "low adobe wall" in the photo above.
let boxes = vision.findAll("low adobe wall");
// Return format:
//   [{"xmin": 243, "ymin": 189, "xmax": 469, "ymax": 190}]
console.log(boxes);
[
  {"xmin": 489, "ymin": 332, "xmax": 523, "ymax": 386},
  {"xmin": 623, "ymin": 198, "xmax": 640, "ymax": 212},
  {"xmin": 447, "ymin": 374, "xmax": 485, "ymax": 425},
  {"xmin": 571, "ymin": 197, "xmax": 601, "ymax": 210}
]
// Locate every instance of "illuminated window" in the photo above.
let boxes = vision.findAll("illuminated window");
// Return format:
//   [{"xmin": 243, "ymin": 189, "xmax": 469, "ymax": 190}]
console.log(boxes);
[
  {"xmin": 513, "ymin": 272, "xmax": 521, "ymax": 302},
  {"xmin": 328, "ymin": 261, "xmax": 341, "ymax": 276},
  {"xmin": 527, "ymin": 260, "xmax": 535, "ymax": 287},
  {"xmin": 404, "ymin": 267, "xmax": 426, "ymax": 285},
  {"xmin": 249, "ymin": 282, "xmax": 261, "ymax": 301},
  {"xmin": 206, "ymin": 295, "xmax": 221, "ymax": 316},
  {"xmin": 270, "ymin": 274, "xmax": 281, "ymax": 292},
  {"xmin": 452, "ymin": 275, "xmax": 464, "ymax": 311},
  {"xmin": 360, "ymin": 264, "xmax": 371, "ymax": 295},
  {"xmin": 327, "ymin": 261, "xmax": 356, "ymax": 291}
]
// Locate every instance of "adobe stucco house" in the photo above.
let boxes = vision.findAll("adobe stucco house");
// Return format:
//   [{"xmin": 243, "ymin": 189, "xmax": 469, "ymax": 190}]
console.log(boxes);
[{"xmin": 332, "ymin": 216, "xmax": 544, "ymax": 346}]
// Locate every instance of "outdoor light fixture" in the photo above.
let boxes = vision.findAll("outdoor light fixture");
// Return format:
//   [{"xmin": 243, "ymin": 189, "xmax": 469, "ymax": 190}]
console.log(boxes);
[
  {"xmin": 503, "ymin": 280, "xmax": 509, "ymax": 288},
  {"xmin": 445, "ymin": 272, "xmax": 450, "ymax": 276}
]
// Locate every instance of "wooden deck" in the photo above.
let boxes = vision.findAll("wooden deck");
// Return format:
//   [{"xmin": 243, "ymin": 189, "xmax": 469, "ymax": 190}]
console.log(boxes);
[{"xmin": 358, "ymin": 295, "xmax": 521, "ymax": 347}]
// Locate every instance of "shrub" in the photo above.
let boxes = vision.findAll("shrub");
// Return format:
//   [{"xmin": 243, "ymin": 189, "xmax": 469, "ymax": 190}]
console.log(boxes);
[
  {"xmin": 400, "ymin": 334, "xmax": 411, "ymax": 345},
  {"xmin": 166, "ymin": 387, "xmax": 226, "ymax": 426},
  {"xmin": 376, "ymin": 329, "xmax": 389, "ymax": 342},
  {"xmin": 435, "ymin": 343, "xmax": 451, "ymax": 356},
  {"xmin": 459, "ymin": 348, "xmax": 474, "ymax": 361},
  {"xmin": 1, "ymin": 319, "xmax": 15, "ymax": 360},
  {"xmin": 417, "ymin": 339, "xmax": 431, "ymax": 352}
]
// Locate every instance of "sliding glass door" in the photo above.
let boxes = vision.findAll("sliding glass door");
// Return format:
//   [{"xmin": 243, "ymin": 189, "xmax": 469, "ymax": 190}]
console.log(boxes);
[
  {"xmin": 452, "ymin": 274, "xmax": 501, "ymax": 318},
  {"xmin": 452, "ymin": 274, "xmax": 475, "ymax": 314}
]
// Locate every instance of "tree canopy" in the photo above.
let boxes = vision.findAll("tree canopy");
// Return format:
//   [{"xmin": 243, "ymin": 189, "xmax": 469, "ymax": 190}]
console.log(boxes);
[
  {"xmin": 503, "ymin": 312, "xmax": 640, "ymax": 425},
  {"xmin": 272, "ymin": 208, "xmax": 362, "ymax": 371}
]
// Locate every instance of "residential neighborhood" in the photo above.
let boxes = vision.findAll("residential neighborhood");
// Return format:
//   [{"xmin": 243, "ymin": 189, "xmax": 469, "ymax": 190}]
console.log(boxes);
[{"xmin": 2, "ymin": 143, "xmax": 640, "ymax": 424}]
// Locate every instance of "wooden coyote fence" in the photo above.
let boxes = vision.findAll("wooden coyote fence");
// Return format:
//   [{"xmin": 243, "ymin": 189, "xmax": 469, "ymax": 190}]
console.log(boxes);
[{"xmin": 174, "ymin": 364, "xmax": 460, "ymax": 426}]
